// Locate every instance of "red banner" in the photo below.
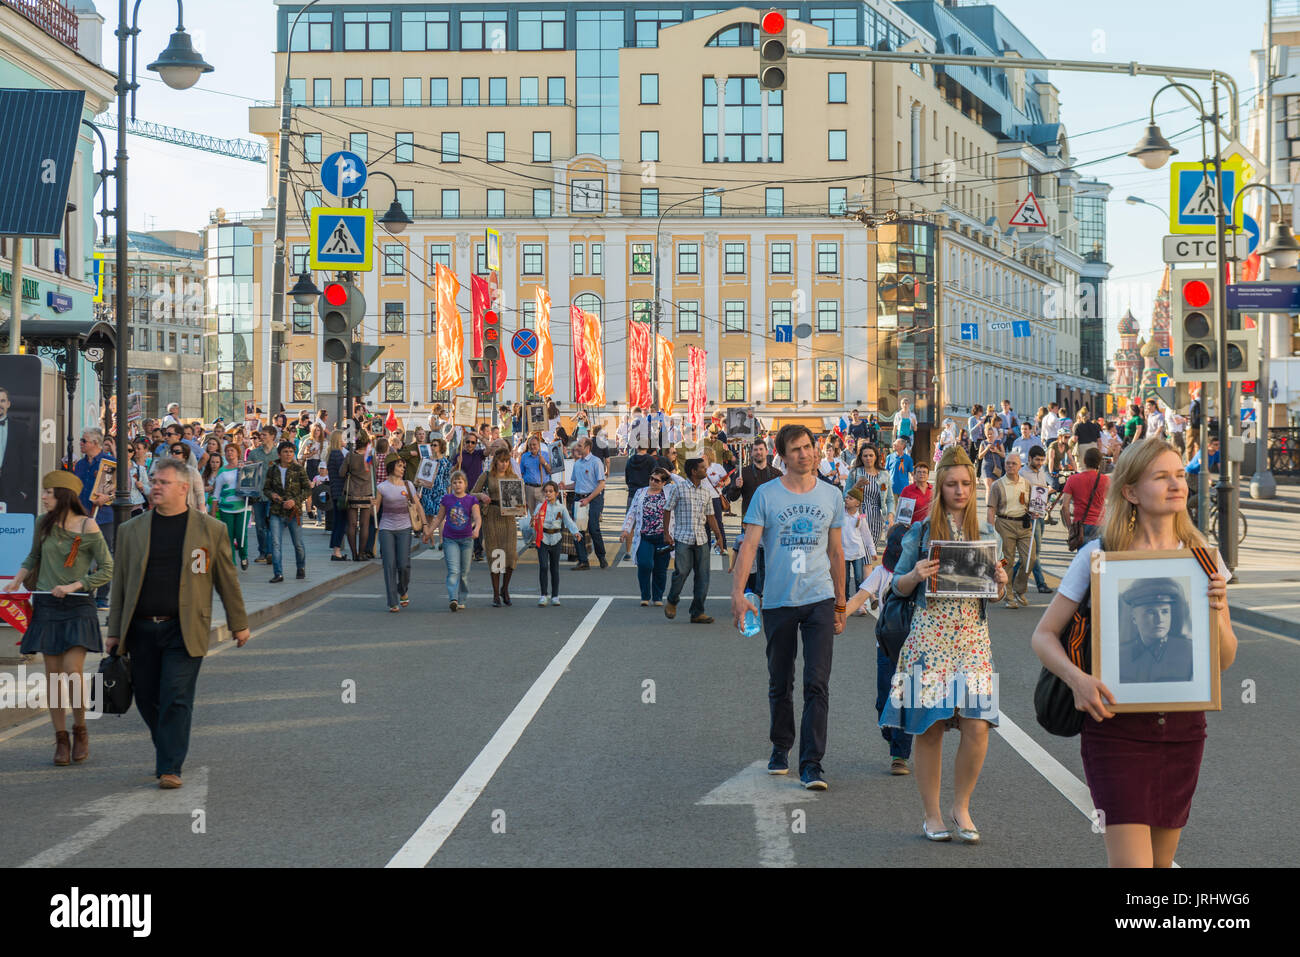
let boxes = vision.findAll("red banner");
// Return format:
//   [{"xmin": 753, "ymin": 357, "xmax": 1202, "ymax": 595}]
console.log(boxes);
[
  {"xmin": 628, "ymin": 321, "xmax": 652, "ymax": 410},
  {"xmin": 0, "ymin": 592, "xmax": 32, "ymax": 637},
  {"xmin": 656, "ymin": 335, "xmax": 674, "ymax": 416},
  {"xmin": 435, "ymin": 264, "xmax": 464, "ymax": 390},
  {"xmin": 535, "ymin": 287, "xmax": 553, "ymax": 397},
  {"xmin": 471, "ymin": 275, "xmax": 507, "ymax": 390},
  {"xmin": 688, "ymin": 345, "xmax": 708, "ymax": 430},
  {"xmin": 572, "ymin": 306, "xmax": 606, "ymax": 406}
]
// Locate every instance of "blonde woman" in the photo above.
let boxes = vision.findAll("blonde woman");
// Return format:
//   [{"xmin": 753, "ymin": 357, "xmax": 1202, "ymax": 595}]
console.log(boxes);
[
  {"xmin": 880, "ymin": 446, "xmax": 1008, "ymax": 843},
  {"xmin": 1031, "ymin": 439, "xmax": 1236, "ymax": 868},
  {"xmin": 472, "ymin": 448, "xmax": 521, "ymax": 606}
]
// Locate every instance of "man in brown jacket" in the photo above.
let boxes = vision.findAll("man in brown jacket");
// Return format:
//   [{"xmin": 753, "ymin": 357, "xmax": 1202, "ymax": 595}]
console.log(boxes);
[{"xmin": 107, "ymin": 457, "xmax": 250, "ymax": 789}]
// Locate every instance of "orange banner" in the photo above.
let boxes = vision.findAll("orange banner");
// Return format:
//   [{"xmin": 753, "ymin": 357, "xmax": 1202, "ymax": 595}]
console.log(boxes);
[
  {"xmin": 435, "ymin": 264, "xmax": 464, "ymax": 390},
  {"xmin": 688, "ymin": 345, "xmax": 707, "ymax": 429},
  {"xmin": 627, "ymin": 321, "xmax": 652, "ymax": 410},
  {"xmin": 656, "ymin": 334, "xmax": 674, "ymax": 417},
  {"xmin": 534, "ymin": 287, "xmax": 553, "ymax": 397},
  {"xmin": 572, "ymin": 306, "xmax": 606, "ymax": 406}
]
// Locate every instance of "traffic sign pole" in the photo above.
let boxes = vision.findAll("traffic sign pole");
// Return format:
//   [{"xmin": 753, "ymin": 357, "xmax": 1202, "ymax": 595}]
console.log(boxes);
[{"xmin": 1210, "ymin": 82, "xmax": 1237, "ymax": 574}]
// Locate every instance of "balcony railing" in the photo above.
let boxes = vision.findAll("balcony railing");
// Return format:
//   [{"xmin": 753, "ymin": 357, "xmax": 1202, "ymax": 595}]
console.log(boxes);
[
  {"xmin": 256, "ymin": 97, "xmax": 575, "ymax": 109},
  {"xmin": 2, "ymin": 0, "xmax": 80, "ymax": 49}
]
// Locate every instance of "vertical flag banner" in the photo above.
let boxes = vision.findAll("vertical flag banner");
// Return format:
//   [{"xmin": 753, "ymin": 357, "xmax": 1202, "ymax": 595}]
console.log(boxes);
[
  {"xmin": 688, "ymin": 345, "xmax": 708, "ymax": 430},
  {"xmin": 471, "ymin": 274, "xmax": 489, "ymax": 357},
  {"xmin": 572, "ymin": 306, "xmax": 606, "ymax": 406},
  {"xmin": 656, "ymin": 334, "xmax": 674, "ymax": 416},
  {"xmin": 627, "ymin": 320, "xmax": 652, "ymax": 410},
  {"xmin": 534, "ymin": 286, "xmax": 554, "ymax": 397},
  {"xmin": 435, "ymin": 263, "xmax": 464, "ymax": 390}
]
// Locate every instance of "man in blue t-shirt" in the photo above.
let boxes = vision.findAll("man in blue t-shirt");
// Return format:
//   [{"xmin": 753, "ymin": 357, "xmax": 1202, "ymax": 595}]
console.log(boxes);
[
  {"xmin": 73, "ymin": 427, "xmax": 116, "ymax": 607},
  {"xmin": 884, "ymin": 438, "xmax": 913, "ymax": 497},
  {"xmin": 732, "ymin": 424, "xmax": 845, "ymax": 791}
]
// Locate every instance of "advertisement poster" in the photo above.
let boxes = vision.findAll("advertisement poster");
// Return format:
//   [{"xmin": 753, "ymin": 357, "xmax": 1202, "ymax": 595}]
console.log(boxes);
[{"xmin": 0, "ymin": 355, "xmax": 43, "ymax": 578}]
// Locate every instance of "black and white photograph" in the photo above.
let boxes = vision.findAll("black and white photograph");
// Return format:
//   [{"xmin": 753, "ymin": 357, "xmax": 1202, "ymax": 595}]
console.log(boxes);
[
  {"xmin": 497, "ymin": 477, "xmax": 526, "ymax": 516},
  {"xmin": 928, "ymin": 539, "xmax": 999, "ymax": 598},
  {"xmin": 414, "ymin": 456, "xmax": 438, "ymax": 489},
  {"xmin": 725, "ymin": 407, "xmax": 758, "ymax": 437},
  {"xmin": 417, "ymin": 443, "xmax": 432, "ymax": 460},
  {"xmin": 92, "ymin": 457, "xmax": 116, "ymax": 503},
  {"xmin": 1091, "ymin": 549, "xmax": 1220, "ymax": 711},
  {"xmin": 526, "ymin": 401, "xmax": 547, "ymax": 433},
  {"xmin": 236, "ymin": 460, "xmax": 266, "ymax": 498},
  {"xmin": 1028, "ymin": 484, "xmax": 1050, "ymax": 519},
  {"xmin": 896, "ymin": 497, "xmax": 916, "ymax": 526},
  {"xmin": 454, "ymin": 395, "xmax": 478, "ymax": 426},
  {"xmin": 548, "ymin": 440, "xmax": 566, "ymax": 479}
]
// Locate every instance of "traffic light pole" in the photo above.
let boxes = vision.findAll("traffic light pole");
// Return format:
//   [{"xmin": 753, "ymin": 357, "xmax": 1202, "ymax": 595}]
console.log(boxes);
[
  {"xmin": 490, "ymin": 358, "xmax": 499, "ymax": 430},
  {"xmin": 1209, "ymin": 81, "xmax": 1237, "ymax": 574}
]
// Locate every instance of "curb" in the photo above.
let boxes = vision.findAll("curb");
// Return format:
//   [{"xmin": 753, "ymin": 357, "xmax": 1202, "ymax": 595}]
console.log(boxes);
[
  {"xmin": 209, "ymin": 560, "xmax": 381, "ymax": 644},
  {"xmin": 1225, "ymin": 604, "xmax": 1300, "ymax": 640},
  {"xmin": 1237, "ymin": 499, "xmax": 1300, "ymax": 515}
]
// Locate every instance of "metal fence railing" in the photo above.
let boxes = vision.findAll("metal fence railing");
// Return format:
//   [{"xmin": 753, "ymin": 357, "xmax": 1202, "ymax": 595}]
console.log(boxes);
[
  {"xmin": 1267, "ymin": 427, "xmax": 1300, "ymax": 477},
  {"xmin": 2, "ymin": 0, "xmax": 80, "ymax": 49}
]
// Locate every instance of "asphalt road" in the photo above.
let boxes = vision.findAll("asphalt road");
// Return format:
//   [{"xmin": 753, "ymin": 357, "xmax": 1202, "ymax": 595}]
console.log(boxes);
[{"xmin": 1, "ymin": 538, "xmax": 1294, "ymax": 868}]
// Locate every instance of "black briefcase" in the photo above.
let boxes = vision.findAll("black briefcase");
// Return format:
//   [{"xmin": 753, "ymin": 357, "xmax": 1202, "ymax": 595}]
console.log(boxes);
[{"xmin": 93, "ymin": 649, "xmax": 133, "ymax": 715}]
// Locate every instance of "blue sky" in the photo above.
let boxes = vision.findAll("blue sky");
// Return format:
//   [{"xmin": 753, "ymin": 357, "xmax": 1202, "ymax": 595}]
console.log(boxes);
[{"xmin": 107, "ymin": 0, "xmax": 1267, "ymax": 357}]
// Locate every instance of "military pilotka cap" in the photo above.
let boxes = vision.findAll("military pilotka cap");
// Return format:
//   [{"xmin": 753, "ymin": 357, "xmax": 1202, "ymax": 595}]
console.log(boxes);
[
  {"xmin": 42, "ymin": 470, "xmax": 83, "ymax": 495},
  {"xmin": 1122, "ymin": 578, "xmax": 1183, "ymax": 608},
  {"xmin": 935, "ymin": 445, "xmax": 974, "ymax": 472}
]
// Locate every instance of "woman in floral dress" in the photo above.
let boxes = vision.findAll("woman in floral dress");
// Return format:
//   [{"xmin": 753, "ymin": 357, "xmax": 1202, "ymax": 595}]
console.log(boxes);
[
  {"xmin": 420, "ymin": 436, "xmax": 452, "ymax": 521},
  {"xmin": 880, "ymin": 445, "xmax": 1008, "ymax": 845}
]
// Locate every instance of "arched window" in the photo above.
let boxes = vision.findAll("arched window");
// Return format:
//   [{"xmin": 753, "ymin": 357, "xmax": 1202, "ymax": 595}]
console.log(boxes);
[{"xmin": 574, "ymin": 292, "xmax": 601, "ymax": 319}]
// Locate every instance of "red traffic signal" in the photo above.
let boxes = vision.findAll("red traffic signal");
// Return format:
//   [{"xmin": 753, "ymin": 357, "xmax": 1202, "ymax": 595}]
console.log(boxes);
[
  {"xmin": 761, "ymin": 10, "xmax": 785, "ymax": 33},
  {"xmin": 1241, "ymin": 379, "xmax": 1257, "ymax": 394},
  {"xmin": 484, "ymin": 310, "xmax": 500, "ymax": 342},
  {"xmin": 323, "ymin": 281, "xmax": 348, "ymax": 306},
  {"xmin": 1182, "ymin": 279, "xmax": 1211, "ymax": 308}
]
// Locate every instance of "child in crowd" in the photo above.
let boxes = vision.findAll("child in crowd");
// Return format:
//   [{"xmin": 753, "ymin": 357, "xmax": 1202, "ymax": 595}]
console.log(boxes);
[
  {"xmin": 531, "ymin": 480, "xmax": 582, "ymax": 607},
  {"xmin": 842, "ymin": 488, "xmax": 878, "ymax": 606},
  {"xmin": 854, "ymin": 521, "xmax": 910, "ymax": 614}
]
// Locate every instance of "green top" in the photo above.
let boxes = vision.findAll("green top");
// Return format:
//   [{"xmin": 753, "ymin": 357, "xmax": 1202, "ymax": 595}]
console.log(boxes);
[{"xmin": 20, "ymin": 521, "xmax": 114, "ymax": 592}]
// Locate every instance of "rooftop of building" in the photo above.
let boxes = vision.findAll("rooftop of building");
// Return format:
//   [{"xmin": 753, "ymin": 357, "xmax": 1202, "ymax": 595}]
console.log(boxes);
[{"xmin": 97, "ymin": 230, "xmax": 205, "ymax": 260}]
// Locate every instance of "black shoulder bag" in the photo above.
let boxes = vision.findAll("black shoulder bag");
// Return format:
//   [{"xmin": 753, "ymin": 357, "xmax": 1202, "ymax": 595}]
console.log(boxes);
[
  {"xmin": 1033, "ymin": 588, "xmax": 1091, "ymax": 737},
  {"xmin": 875, "ymin": 525, "xmax": 927, "ymax": 665},
  {"xmin": 94, "ymin": 648, "xmax": 134, "ymax": 716}
]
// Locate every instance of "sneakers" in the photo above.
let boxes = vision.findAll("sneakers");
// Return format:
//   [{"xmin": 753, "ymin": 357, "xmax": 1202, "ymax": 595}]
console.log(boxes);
[
  {"xmin": 538, "ymin": 596, "xmax": 550, "ymax": 607},
  {"xmin": 640, "ymin": 600, "xmax": 650, "ymax": 607},
  {"xmin": 890, "ymin": 757, "xmax": 911, "ymax": 776},
  {"xmin": 1016, "ymin": 593, "xmax": 1029, "ymax": 607},
  {"xmin": 767, "ymin": 748, "xmax": 789, "ymax": 775},
  {"xmin": 269, "ymin": 575, "xmax": 284, "ymax": 584},
  {"xmin": 449, "ymin": 601, "xmax": 458, "ymax": 612},
  {"xmin": 1003, "ymin": 599, "xmax": 1017, "ymax": 610},
  {"xmin": 800, "ymin": 766, "xmax": 828, "ymax": 790},
  {"xmin": 550, "ymin": 598, "xmax": 561, "ymax": 606}
]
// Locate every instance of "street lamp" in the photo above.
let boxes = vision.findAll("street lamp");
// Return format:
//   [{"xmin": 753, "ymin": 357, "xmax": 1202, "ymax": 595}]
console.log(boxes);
[
  {"xmin": 289, "ymin": 270, "xmax": 320, "ymax": 307},
  {"xmin": 369, "ymin": 171, "xmax": 413, "ymax": 235},
  {"xmin": 1125, "ymin": 195, "xmax": 1169, "ymax": 218},
  {"xmin": 652, "ymin": 188, "xmax": 725, "ymax": 412},
  {"xmin": 111, "ymin": 0, "xmax": 212, "ymax": 531}
]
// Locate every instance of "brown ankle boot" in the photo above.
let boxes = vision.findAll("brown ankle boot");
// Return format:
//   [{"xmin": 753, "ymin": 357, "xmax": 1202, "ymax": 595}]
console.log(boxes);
[
  {"xmin": 53, "ymin": 731, "xmax": 71, "ymax": 766},
  {"xmin": 72, "ymin": 725, "xmax": 89, "ymax": 763}
]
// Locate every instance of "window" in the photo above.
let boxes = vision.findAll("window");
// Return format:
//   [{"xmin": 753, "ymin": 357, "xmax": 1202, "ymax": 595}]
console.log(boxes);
[
  {"xmin": 816, "ymin": 300, "xmax": 839, "ymax": 332},
  {"xmin": 291, "ymin": 362, "xmax": 313, "ymax": 403},
  {"xmin": 631, "ymin": 299, "xmax": 653, "ymax": 323},
  {"xmin": 725, "ymin": 360, "xmax": 746, "ymax": 400},
  {"xmin": 344, "ymin": 11, "xmax": 390, "ymax": 51},
  {"xmin": 429, "ymin": 77, "xmax": 448, "ymax": 106},
  {"xmin": 533, "ymin": 189, "xmax": 552, "ymax": 217},
  {"xmin": 828, "ymin": 187, "xmax": 848, "ymax": 216},
  {"xmin": 345, "ymin": 78, "xmax": 363, "ymax": 107},
  {"xmin": 303, "ymin": 189, "xmax": 322, "ymax": 211},
  {"xmin": 292, "ymin": 303, "xmax": 311, "ymax": 335},
  {"xmin": 590, "ymin": 242, "xmax": 602, "ymax": 275},
  {"xmin": 429, "ymin": 360, "xmax": 450, "ymax": 401},
  {"xmin": 770, "ymin": 242, "xmax": 792, "ymax": 274},
  {"xmin": 520, "ymin": 77, "xmax": 539, "ymax": 105},
  {"xmin": 461, "ymin": 77, "xmax": 479, "ymax": 106},
  {"xmin": 441, "ymin": 132, "xmax": 459, "ymax": 162},
  {"xmin": 572, "ymin": 243, "xmax": 584, "ymax": 275},
  {"xmin": 288, "ymin": 78, "xmax": 306, "ymax": 105},
  {"xmin": 724, "ymin": 300, "xmax": 746, "ymax": 332},
  {"xmin": 641, "ymin": 131, "xmax": 659, "ymax": 162},
  {"xmin": 291, "ymin": 243, "xmax": 309, "ymax": 274},
  {"xmin": 677, "ymin": 359, "xmax": 690, "ymax": 403},
  {"xmin": 396, "ymin": 190, "xmax": 413, "ymax": 216},
  {"xmin": 518, "ymin": 10, "xmax": 565, "ymax": 50},
  {"xmin": 290, "ymin": 11, "xmax": 332, "ymax": 51},
  {"xmin": 521, "ymin": 300, "xmax": 537, "ymax": 329},
  {"xmin": 770, "ymin": 299, "xmax": 792, "ymax": 330},
  {"xmin": 631, "ymin": 242, "xmax": 652, "ymax": 275},
  {"xmin": 350, "ymin": 132, "xmax": 367, "ymax": 162},
  {"xmin": 475, "ymin": 243, "xmax": 487, "ymax": 274},
  {"xmin": 441, "ymin": 190, "xmax": 459, "ymax": 218},
  {"xmin": 484, "ymin": 131, "xmax": 505, "ymax": 163},
  {"xmin": 704, "ymin": 78, "xmax": 783, "ymax": 162},
  {"xmin": 396, "ymin": 132, "xmax": 414, "ymax": 163},
  {"xmin": 765, "ymin": 187, "xmax": 784, "ymax": 217},
  {"xmin": 677, "ymin": 242, "xmax": 698, "ymax": 275},
  {"xmin": 488, "ymin": 76, "xmax": 506, "ymax": 105},
  {"xmin": 372, "ymin": 78, "xmax": 390, "ymax": 106},
  {"xmin": 384, "ymin": 361, "xmax": 405, "ymax": 402},
  {"xmin": 487, "ymin": 189, "xmax": 505, "ymax": 217},
  {"xmin": 402, "ymin": 77, "xmax": 421, "ymax": 105},
  {"xmin": 770, "ymin": 360, "xmax": 793, "ymax": 402},
  {"xmin": 427, "ymin": 243, "xmax": 451, "ymax": 271},
  {"xmin": 522, "ymin": 243, "xmax": 544, "ymax": 275},
  {"xmin": 640, "ymin": 188, "xmax": 659, "ymax": 216},
  {"xmin": 828, "ymin": 72, "xmax": 846, "ymax": 103},
  {"xmin": 677, "ymin": 300, "xmax": 699, "ymax": 333},
  {"xmin": 402, "ymin": 11, "xmax": 449, "ymax": 51},
  {"xmin": 532, "ymin": 132, "xmax": 551, "ymax": 162},
  {"xmin": 724, "ymin": 242, "xmax": 746, "ymax": 274},
  {"xmin": 547, "ymin": 77, "xmax": 566, "ymax": 105},
  {"xmin": 460, "ymin": 11, "xmax": 507, "ymax": 51},
  {"xmin": 828, "ymin": 129, "xmax": 847, "ymax": 161},
  {"xmin": 384, "ymin": 302, "xmax": 405, "ymax": 334},
  {"xmin": 634, "ymin": 9, "xmax": 684, "ymax": 47},
  {"xmin": 816, "ymin": 360, "xmax": 839, "ymax": 401},
  {"xmin": 312, "ymin": 78, "xmax": 331, "ymax": 106},
  {"xmin": 383, "ymin": 244, "xmax": 405, "ymax": 276},
  {"xmin": 641, "ymin": 74, "xmax": 659, "ymax": 104},
  {"xmin": 817, "ymin": 242, "xmax": 839, "ymax": 274}
]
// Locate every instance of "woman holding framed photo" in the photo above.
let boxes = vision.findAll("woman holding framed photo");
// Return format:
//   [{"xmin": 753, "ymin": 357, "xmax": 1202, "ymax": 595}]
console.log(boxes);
[
  {"xmin": 1030, "ymin": 438, "xmax": 1237, "ymax": 868},
  {"xmin": 879, "ymin": 446, "xmax": 1008, "ymax": 844},
  {"xmin": 472, "ymin": 449, "xmax": 521, "ymax": 607}
]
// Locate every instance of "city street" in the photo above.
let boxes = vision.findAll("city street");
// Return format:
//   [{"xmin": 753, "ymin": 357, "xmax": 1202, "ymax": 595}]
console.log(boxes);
[{"xmin": 2, "ymin": 485, "xmax": 1295, "ymax": 869}]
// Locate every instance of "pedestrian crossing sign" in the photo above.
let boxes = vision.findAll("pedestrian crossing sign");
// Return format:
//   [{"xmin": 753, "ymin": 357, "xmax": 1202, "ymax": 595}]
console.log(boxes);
[
  {"xmin": 310, "ymin": 207, "xmax": 373, "ymax": 271},
  {"xmin": 1168, "ymin": 162, "xmax": 1242, "ymax": 235}
]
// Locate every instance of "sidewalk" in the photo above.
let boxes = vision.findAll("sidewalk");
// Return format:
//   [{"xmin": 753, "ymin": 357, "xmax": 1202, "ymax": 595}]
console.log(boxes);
[
  {"xmin": 0, "ymin": 514, "xmax": 383, "ymax": 732},
  {"xmin": 1237, "ymin": 482, "xmax": 1300, "ymax": 515}
]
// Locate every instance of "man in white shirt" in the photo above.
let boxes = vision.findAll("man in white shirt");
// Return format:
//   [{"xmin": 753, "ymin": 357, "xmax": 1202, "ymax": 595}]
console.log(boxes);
[
  {"xmin": 1166, "ymin": 407, "xmax": 1187, "ymax": 454},
  {"xmin": 998, "ymin": 399, "xmax": 1016, "ymax": 433},
  {"xmin": 161, "ymin": 402, "xmax": 181, "ymax": 428},
  {"xmin": 1145, "ymin": 399, "xmax": 1166, "ymax": 442},
  {"xmin": 891, "ymin": 398, "xmax": 918, "ymax": 452},
  {"xmin": 1040, "ymin": 402, "xmax": 1062, "ymax": 443}
]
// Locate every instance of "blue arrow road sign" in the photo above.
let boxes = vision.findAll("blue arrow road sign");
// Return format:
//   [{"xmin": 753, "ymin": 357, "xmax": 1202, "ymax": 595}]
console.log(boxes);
[
  {"xmin": 1011, "ymin": 320, "xmax": 1031, "ymax": 338},
  {"xmin": 960, "ymin": 323, "xmax": 979, "ymax": 341},
  {"xmin": 1158, "ymin": 348, "xmax": 1171, "ymax": 358},
  {"xmin": 511, "ymin": 328, "xmax": 539, "ymax": 358},
  {"xmin": 774, "ymin": 324, "xmax": 793, "ymax": 343},
  {"xmin": 1243, "ymin": 214, "xmax": 1260, "ymax": 255},
  {"xmin": 321, "ymin": 150, "xmax": 367, "ymax": 199}
]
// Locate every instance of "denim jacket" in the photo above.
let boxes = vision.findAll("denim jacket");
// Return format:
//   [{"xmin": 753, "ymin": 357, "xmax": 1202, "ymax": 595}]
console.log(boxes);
[{"xmin": 890, "ymin": 515, "xmax": 998, "ymax": 611}]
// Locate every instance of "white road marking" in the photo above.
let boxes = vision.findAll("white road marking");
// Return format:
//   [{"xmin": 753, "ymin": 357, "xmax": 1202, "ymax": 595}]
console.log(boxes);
[
  {"xmin": 697, "ymin": 760, "xmax": 817, "ymax": 867},
  {"xmin": 387, "ymin": 597, "xmax": 614, "ymax": 868}
]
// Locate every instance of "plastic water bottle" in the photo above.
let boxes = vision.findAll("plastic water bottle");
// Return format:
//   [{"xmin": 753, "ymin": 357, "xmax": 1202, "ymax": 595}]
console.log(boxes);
[{"xmin": 739, "ymin": 591, "xmax": 762, "ymax": 637}]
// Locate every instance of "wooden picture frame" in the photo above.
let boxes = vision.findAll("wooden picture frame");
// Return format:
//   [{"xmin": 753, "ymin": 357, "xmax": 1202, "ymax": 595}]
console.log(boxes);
[
  {"xmin": 454, "ymin": 396, "xmax": 478, "ymax": 427},
  {"xmin": 92, "ymin": 458, "xmax": 116, "ymax": 503},
  {"xmin": 1090, "ymin": 548, "xmax": 1221, "ymax": 712},
  {"xmin": 526, "ymin": 402, "xmax": 547, "ymax": 433},
  {"xmin": 236, "ymin": 461, "xmax": 266, "ymax": 498},
  {"xmin": 497, "ymin": 477, "xmax": 526, "ymax": 516},
  {"xmin": 413, "ymin": 457, "xmax": 438, "ymax": 489}
]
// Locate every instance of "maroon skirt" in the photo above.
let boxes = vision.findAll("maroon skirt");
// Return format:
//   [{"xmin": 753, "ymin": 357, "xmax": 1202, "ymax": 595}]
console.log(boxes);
[{"xmin": 1079, "ymin": 711, "xmax": 1206, "ymax": 829}]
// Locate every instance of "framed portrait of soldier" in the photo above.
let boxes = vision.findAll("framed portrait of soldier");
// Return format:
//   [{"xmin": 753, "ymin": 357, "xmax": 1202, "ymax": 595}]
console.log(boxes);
[
  {"xmin": 1090, "ymin": 549, "xmax": 1221, "ymax": 712},
  {"xmin": 497, "ymin": 477, "xmax": 526, "ymax": 516},
  {"xmin": 454, "ymin": 396, "xmax": 479, "ymax": 427},
  {"xmin": 526, "ymin": 402, "xmax": 547, "ymax": 433},
  {"xmin": 1028, "ymin": 485, "xmax": 1050, "ymax": 519},
  {"xmin": 928, "ymin": 540, "xmax": 999, "ymax": 598},
  {"xmin": 236, "ymin": 461, "xmax": 266, "ymax": 498},
  {"xmin": 895, "ymin": 497, "xmax": 916, "ymax": 526},
  {"xmin": 413, "ymin": 456, "xmax": 438, "ymax": 489},
  {"xmin": 92, "ymin": 458, "xmax": 117, "ymax": 503}
]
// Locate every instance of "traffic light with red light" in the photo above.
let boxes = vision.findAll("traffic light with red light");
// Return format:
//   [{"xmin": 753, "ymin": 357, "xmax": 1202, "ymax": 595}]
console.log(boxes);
[
  {"xmin": 320, "ymin": 279, "xmax": 365, "ymax": 363},
  {"xmin": 1171, "ymin": 268, "xmax": 1255, "ymax": 381},
  {"xmin": 758, "ymin": 10, "xmax": 787, "ymax": 92},
  {"xmin": 482, "ymin": 309, "xmax": 501, "ymax": 363}
]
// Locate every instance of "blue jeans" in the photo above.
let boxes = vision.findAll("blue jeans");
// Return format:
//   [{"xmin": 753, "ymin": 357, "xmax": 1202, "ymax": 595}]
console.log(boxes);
[
  {"xmin": 571, "ymin": 492, "xmax": 606, "ymax": 564},
  {"xmin": 1012, "ymin": 517, "xmax": 1048, "ymax": 591},
  {"xmin": 268, "ymin": 513, "xmax": 305, "ymax": 576},
  {"xmin": 329, "ymin": 500, "xmax": 349, "ymax": 550},
  {"xmin": 128, "ymin": 618, "xmax": 203, "ymax": 777},
  {"xmin": 379, "ymin": 528, "xmax": 411, "ymax": 607},
  {"xmin": 252, "ymin": 500, "xmax": 271, "ymax": 559},
  {"xmin": 635, "ymin": 533, "xmax": 670, "ymax": 602},
  {"xmin": 763, "ymin": 598, "xmax": 836, "ymax": 773},
  {"xmin": 666, "ymin": 542, "xmax": 709, "ymax": 618},
  {"xmin": 875, "ymin": 645, "xmax": 913, "ymax": 759},
  {"xmin": 444, "ymin": 537, "xmax": 473, "ymax": 604},
  {"xmin": 1083, "ymin": 523, "xmax": 1101, "ymax": 544},
  {"xmin": 845, "ymin": 557, "xmax": 864, "ymax": 593}
]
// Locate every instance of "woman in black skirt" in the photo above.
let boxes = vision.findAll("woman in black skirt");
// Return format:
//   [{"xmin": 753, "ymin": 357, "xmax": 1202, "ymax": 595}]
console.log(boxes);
[
  {"xmin": 2, "ymin": 471, "xmax": 114, "ymax": 766},
  {"xmin": 1031, "ymin": 438, "xmax": 1237, "ymax": 867}
]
